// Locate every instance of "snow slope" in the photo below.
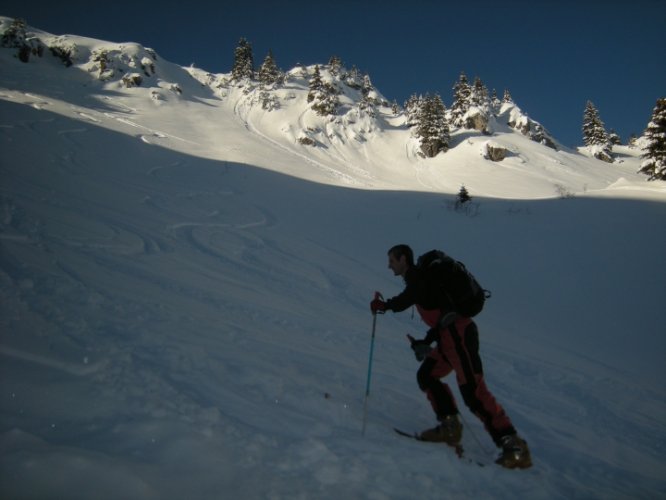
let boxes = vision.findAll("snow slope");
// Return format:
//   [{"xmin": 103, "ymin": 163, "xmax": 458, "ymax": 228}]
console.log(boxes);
[{"xmin": 1, "ymin": 20, "xmax": 665, "ymax": 499}]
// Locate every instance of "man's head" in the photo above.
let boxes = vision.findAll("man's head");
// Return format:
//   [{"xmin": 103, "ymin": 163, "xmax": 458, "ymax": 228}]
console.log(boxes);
[{"xmin": 387, "ymin": 244, "xmax": 414, "ymax": 277}]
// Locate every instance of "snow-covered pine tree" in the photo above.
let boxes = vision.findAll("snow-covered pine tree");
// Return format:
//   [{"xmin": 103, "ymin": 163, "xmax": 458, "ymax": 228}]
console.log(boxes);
[
  {"xmin": 344, "ymin": 65, "xmax": 362, "ymax": 89},
  {"xmin": 471, "ymin": 77, "xmax": 489, "ymax": 108},
  {"xmin": 361, "ymin": 74, "xmax": 373, "ymax": 100},
  {"xmin": 582, "ymin": 101, "xmax": 613, "ymax": 162},
  {"xmin": 502, "ymin": 89, "xmax": 513, "ymax": 103},
  {"xmin": 231, "ymin": 37, "xmax": 254, "ymax": 81},
  {"xmin": 608, "ymin": 129, "xmax": 621, "ymax": 145},
  {"xmin": 359, "ymin": 74, "xmax": 376, "ymax": 116},
  {"xmin": 258, "ymin": 50, "xmax": 281, "ymax": 85},
  {"xmin": 307, "ymin": 65, "xmax": 324, "ymax": 100},
  {"xmin": 450, "ymin": 72, "xmax": 472, "ymax": 128},
  {"xmin": 1, "ymin": 17, "xmax": 26, "ymax": 48},
  {"xmin": 328, "ymin": 55, "xmax": 342, "ymax": 76},
  {"xmin": 404, "ymin": 94, "xmax": 422, "ymax": 127},
  {"xmin": 461, "ymin": 76, "xmax": 491, "ymax": 132},
  {"xmin": 530, "ymin": 123, "xmax": 556, "ymax": 149},
  {"xmin": 582, "ymin": 101, "xmax": 609, "ymax": 146},
  {"xmin": 639, "ymin": 97, "xmax": 666, "ymax": 181},
  {"xmin": 416, "ymin": 94, "xmax": 450, "ymax": 157},
  {"xmin": 490, "ymin": 89, "xmax": 501, "ymax": 113},
  {"xmin": 1, "ymin": 17, "xmax": 43, "ymax": 62},
  {"xmin": 307, "ymin": 65, "xmax": 339, "ymax": 116}
]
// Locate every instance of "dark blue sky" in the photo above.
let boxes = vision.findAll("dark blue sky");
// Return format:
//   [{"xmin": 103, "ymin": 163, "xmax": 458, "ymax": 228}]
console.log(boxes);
[{"xmin": 3, "ymin": 0, "xmax": 665, "ymax": 147}]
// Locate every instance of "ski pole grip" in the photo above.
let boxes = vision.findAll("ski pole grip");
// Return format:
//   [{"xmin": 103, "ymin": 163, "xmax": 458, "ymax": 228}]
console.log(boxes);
[{"xmin": 371, "ymin": 291, "xmax": 385, "ymax": 316}]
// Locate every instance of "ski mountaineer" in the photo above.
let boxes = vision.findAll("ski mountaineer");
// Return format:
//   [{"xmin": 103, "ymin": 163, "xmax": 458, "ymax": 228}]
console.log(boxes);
[{"xmin": 371, "ymin": 244, "xmax": 532, "ymax": 469}]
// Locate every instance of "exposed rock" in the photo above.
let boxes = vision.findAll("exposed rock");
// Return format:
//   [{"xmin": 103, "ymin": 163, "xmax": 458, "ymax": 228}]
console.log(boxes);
[
  {"xmin": 503, "ymin": 102, "xmax": 557, "ymax": 150},
  {"xmin": 121, "ymin": 73, "xmax": 143, "ymax": 88},
  {"xmin": 420, "ymin": 138, "xmax": 448, "ymax": 158},
  {"xmin": 485, "ymin": 141, "xmax": 507, "ymax": 161},
  {"xmin": 593, "ymin": 148, "xmax": 614, "ymax": 163},
  {"xmin": 465, "ymin": 108, "xmax": 489, "ymax": 132}
]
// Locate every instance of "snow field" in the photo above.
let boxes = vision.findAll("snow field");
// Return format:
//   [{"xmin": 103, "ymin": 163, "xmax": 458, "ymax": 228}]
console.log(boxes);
[{"xmin": 1, "ymin": 21, "xmax": 665, "ymax": 499}]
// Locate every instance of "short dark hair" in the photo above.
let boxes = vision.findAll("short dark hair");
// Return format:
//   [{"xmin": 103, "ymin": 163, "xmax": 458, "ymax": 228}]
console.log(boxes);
[{"xmin": 388, "ymin": 244, "xmax": 414, "ymax": 267}]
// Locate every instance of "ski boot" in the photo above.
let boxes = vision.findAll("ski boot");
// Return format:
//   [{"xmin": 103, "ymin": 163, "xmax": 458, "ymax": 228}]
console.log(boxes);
[
  {"xmin": 496, "ymin": 434, "xmax": 532, "ymax": 469},
  {"xmin": 419, "ymin": 414, "xmax": 462, "ymax": 445}
]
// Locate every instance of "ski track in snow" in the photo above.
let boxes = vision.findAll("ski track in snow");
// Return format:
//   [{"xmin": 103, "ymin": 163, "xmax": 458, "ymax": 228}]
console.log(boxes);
[
  {"xmin": 235, "ymin": 90, "xmax": 365, "ymax": 186},
  {"xmin": 0, "ymin": 345, "xmax": 108, "ymax": 376}
]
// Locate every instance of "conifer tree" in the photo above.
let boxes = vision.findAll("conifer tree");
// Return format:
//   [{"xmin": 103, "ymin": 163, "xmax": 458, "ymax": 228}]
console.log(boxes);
[
  {"xmin": 359, "ymin": 74, "xmax": 376, "ymax": 115},
  {"xmin": 361, "ymin": 74, "xmax": 373, "ymax": 100},
  {"xmin": 258, "ymin": 50, "xmax": 281, "ymax": 85},
  {"xmin": 639, "ymin": 97, "xmax": 666, "ymax": 181},
  {"xmin": 502, "ymin": 89, "xmax": 513, "ymax": 103},
  {"xmin": 455, "ymin": 185, "xmax": 472, "ymax": 209},
  {"xmin": 404, "ymin": 94, "xmax": 422, "ymax": 127},
  {"xmin": 530, "ymin": 123, "xmax": 553, "ymax": 148},
  {"xmin": 608, "ymin": 129, "xmax": 621, "ymax": 145},
  {"xmin": 231, "ymin": 37, "xmax": 254, "ymax": 81},
  {"xmin": 345, "ymin": 65, "xmax": 362, "ymax": 89},
  {"xmin": 307, "ymin": 65, "xmax": 339, "ymax": 116},
  {"xmin": 490, "ymin": 89, "xmax": 501, "ymax": 113},
  {"xmin": 1, "ymin": 18, "xmax": 42, "ymax": 62},
  {"xmin": 450, "ymin": 72, "xmax": 472, "ymax": 128},
  {"xmin": 582, "ymin": 101, "xmax": 609, "ymax": 146},
  {"xmin": 328, "ymin": 55, "xmax": 343, "ymax": 75},
  {"xmin": 416, "ymin": 94, "xmax": 450, "ymax": 157},
  {"xmin": 471, "ymin": 77, "xmax": 489, "ymax": 108},
  {"xmin": 307, "ymin": 65, "xmax": 324, "ymax": 99},
  {"xmin": 582, "ymin": 101, "xmax": 613, "ymax": 162},
  {"xmin": 1, "ymin": 18, "xmax": 27, "ymax": 48}
]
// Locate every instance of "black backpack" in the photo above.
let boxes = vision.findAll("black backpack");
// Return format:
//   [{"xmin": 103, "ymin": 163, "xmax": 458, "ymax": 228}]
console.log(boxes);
[{"xmin": 416, "ymin": 250, "xmax": 490, "ymax": 318}]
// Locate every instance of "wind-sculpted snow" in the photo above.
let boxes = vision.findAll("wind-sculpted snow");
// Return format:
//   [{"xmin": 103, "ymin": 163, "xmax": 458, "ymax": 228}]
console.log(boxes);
[{"xmin": 1, "ymin": 22, "xmax": 665, "ymax": 499}]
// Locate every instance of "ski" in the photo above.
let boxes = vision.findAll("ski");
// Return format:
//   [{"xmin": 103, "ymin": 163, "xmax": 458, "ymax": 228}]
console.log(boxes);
[
  {"xmin": 393, "ymin": 428, "xmax": 487, "ymax": 467},
  {"xmin": 394, "ymin": 427, "xmax": 420, "ymax": 440}
]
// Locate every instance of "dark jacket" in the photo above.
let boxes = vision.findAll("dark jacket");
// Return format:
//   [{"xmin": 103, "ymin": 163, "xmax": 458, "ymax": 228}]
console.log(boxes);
[
  {"xmin": 385, "ymin": 266, "xmax": 456, "ymax": 344},
  {"xmin": 385, "ymin": 267, "xmax": 453, "ymax": 313}
]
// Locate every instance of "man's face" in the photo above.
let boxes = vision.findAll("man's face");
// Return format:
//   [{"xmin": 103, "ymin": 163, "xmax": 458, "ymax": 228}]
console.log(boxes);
[{"xmin": 388, "ymin": 253, "xmax": 408, "ymax": 277}]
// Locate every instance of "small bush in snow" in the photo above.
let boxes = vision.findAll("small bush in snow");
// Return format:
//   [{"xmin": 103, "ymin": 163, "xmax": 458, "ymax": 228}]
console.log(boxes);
[
  {"xmin": 298, "ymin": 136, "xmax": 316, "ymax": 146},
  {"xmin": 456, "ymin": 185, "xmax": 472, "ymax": 207},
  {"xmin": 447, "ymin": 186, "xmax": 479, "ymax": 216},
  {"xmin": 259, "ymin": 90, "xmax": 280, "ymax": 111},
  {"xmin": 554, "ymin": 183, "xmax": 575, "ymax": 199}
]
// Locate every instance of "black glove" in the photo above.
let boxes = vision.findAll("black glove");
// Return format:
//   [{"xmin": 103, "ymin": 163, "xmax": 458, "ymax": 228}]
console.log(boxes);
[{"xmin": 407, "ymin": 334, "xmax": 432, "ymax": 361}]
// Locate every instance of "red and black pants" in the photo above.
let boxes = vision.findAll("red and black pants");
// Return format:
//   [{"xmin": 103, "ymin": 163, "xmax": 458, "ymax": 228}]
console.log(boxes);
[{"xmin": 416, "ymin": 315, "xmax": 516, "ymax": 446}]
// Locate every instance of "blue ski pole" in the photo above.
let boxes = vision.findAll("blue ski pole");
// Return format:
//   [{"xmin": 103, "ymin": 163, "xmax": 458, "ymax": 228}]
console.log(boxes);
[{"xmin": 362, "ymin": 291, "xmax": 383, "ymax": 435}]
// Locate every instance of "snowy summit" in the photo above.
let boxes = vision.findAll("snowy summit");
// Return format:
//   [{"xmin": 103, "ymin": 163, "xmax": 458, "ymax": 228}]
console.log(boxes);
[{"xmin": 1, "ymin": 17, "xmax": 665, "ymax": 499}]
